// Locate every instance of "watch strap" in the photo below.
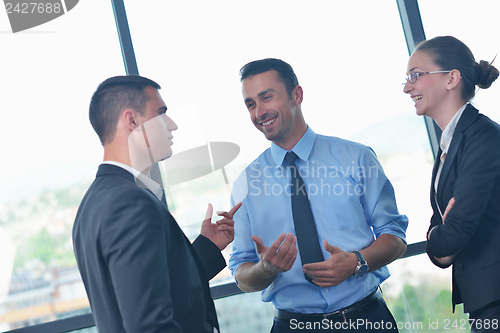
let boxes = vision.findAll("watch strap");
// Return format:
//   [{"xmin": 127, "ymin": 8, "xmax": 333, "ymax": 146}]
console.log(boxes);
[{"xmin": 352, "ymin": 250, "xmax": 366, "ymax": 264}]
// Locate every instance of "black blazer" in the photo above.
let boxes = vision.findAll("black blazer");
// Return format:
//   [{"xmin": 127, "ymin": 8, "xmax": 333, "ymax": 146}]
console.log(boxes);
[
  {"xmin": 426, "ymin": 104, "xmax": 500, "ymax": 313},
  {"xmin": 73, "ymin": 164, "xmax": 226, "ymax": 332}
]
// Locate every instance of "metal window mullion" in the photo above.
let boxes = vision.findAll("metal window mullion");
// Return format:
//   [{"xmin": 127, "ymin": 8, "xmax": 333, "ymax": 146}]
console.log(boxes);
[
  {"xmin": 111, "ymin": 0, "xmax": 167, "ymax": 207},
  {"xmin": 397, "ymin": 0, "xmax": 441, "ymax": 157}
]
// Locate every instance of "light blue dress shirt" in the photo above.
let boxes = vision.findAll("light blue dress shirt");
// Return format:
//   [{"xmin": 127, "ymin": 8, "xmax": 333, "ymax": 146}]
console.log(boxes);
[{"xmin": 229, "ymin": 127, "xmax": 408, "ymax": 314}]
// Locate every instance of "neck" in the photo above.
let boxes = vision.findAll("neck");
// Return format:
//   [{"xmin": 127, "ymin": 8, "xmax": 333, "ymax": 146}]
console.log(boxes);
[
  {"xmin": 434, "ymin": 101, "xmax": 466, "ymax": 131},
  {"xmin": 274, "ymin": 124, "xmax": 308, "ymax": 151},
  {"xmin": 104, "ymin": 142, "xmax": 153, "ymax": 176},
  {"xmin": 103, "ymin": 144, "xmax": 130, "ymax": 166}
]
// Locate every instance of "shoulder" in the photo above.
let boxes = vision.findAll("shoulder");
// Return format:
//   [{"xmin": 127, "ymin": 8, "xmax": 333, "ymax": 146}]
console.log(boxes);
[
  {"xmin": 314, "ymin": 134, "xmax": 374, "ymax": 157},
  {"xmin": 460, "ymin": 105, "xmax": 500, "ymax": 135},
  {"xmin": 242, "ymin": 147, "xmax": 273, "ymax": 173},
  {"xmin": 463, "ymin": 111, "xmax": 500, "ymax": 143},
  {"xmin": 457, "ymin": 111, "xmax": 500, "ymax": 168},
  {"xmin": 315, "ymin": 133, "xmax": 367, "ymax": 147},
  {"xmin": 251, "ymin": 147, "xmax": 272, "ymax": 164},
  {"xmin": 474, "ymin": 113, "xmax": 500, "ymax": 133},
  {"xmin": 96, "ymin": 173, "xmax": 154, "ymax": 201},
  {"xmin": 231, "ymin": 148, "xmax": 273, "ymax": 203},
  {"xmin": 85, "ymin": 174, "xmax": 165, "ymax": 225}
]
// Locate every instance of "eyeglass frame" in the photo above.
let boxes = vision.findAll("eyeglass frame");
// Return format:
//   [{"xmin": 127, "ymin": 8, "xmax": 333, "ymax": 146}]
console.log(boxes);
[{"xmin": 403, "ymin": 70, "xmax": 452, "ymax": 85}]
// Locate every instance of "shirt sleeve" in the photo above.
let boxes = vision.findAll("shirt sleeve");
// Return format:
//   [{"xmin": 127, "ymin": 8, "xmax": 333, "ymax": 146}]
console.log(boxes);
[
  {"xmin": 228, "ymin": 192, "xmax": 260, "ymax": 278},
  {"xmin": 359, "ymin": 147, "xmax": 409, "ymax": 243}
]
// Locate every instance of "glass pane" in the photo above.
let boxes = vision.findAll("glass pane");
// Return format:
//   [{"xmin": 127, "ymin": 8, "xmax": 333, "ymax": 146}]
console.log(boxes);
[
  {"xmin": 0, "ymin": 2, "xmax": 124, "ymax": 330},
  {"xmin": 215, "ymin": 253, "xmax": 467, "ymax": 333},
  {"xmin": 124, "ymin": 0, "xmax": 433, "ymax": 292},
  {"xmin": 383, "ymin": 254, "xmax": 468, "ymax": 332},
  {"xmin": 216, "ymin": 292, "xmax": 274, "ymax": 333},
  {"xmin": 418, "ymin": 0, "xmax": 500, "ymax": 123}
]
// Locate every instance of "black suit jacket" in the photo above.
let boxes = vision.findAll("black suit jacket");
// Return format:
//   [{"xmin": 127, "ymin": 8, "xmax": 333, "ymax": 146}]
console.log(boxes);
[
  {"xmin": 426, "ymin": 104, "xmax": 500, "ymax": 313},
  {"xmin": 73, "ymin": 164, "xmax": 226, "ymax": 332}
]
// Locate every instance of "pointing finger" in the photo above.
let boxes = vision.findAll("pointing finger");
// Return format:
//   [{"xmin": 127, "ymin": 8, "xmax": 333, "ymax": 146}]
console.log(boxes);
[
  {"xmin": 203, "ymin": 203, "xmax": 213, "ymax": 224},
  {"xmin": 217, "ymin": 202, "xmax": 242, "ymax": 218}
]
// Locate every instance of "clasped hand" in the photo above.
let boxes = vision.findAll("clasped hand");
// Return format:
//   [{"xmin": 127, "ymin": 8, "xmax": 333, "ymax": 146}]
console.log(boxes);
[
  {"xmin": 430, "ymin": 197, "xmax": 457, "ymax": 266},
  {"xmin": 302, "ymin": 240, "xmax": 357, "ymax": 287},
  {"xmin": 253, "ymin": 234, "xmax": 356, "ymax": 287}
]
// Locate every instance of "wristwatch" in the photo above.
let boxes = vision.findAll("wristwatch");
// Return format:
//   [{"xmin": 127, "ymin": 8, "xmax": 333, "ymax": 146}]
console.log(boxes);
[{"xmin": 352, "ymin": 250, "xmax": 368, "ymax": 278}]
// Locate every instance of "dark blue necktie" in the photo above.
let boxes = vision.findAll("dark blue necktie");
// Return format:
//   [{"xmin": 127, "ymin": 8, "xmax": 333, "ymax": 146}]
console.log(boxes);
[{"xmin": 285, "ymin": 152, "xmax": 324, "ymax": 284}]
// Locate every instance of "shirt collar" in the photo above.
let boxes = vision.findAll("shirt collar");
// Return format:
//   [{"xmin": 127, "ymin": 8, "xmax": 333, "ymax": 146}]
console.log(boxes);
[
  {"xmin": 440, "ymin": 103, "xmax": 467, "ymax": 154},
  {"xmin": 102, "ymin": 161, "xmax": 164, "ymax": 201},
  {"xmin": 270, "ymin": 126, "xmax": 316, "ymax": 166}
]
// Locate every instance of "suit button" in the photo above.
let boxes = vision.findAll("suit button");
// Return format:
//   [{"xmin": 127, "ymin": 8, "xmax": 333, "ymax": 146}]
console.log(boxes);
[{"xmin": 455, "ymin": 263, "xmax": 464, "ymax": 271}]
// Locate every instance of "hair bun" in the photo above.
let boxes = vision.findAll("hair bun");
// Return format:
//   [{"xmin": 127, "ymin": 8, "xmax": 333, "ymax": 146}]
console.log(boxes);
[{"xmin": 476, "ymin": 59, "xmax": 499, "ymax": 89}]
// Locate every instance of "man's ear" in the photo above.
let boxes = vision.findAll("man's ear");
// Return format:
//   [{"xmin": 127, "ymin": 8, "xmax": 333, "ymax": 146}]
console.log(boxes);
[
  {"xmin": 123, "ymin": 109, "xmax": 138, "ymax": 131},
  {"xmin": 292, "ymin": 85, "xmax": 304, "ymax": 105},
  {"xmin": 447, "ymin": 69, "xmax": 461, "ymax": 91}
]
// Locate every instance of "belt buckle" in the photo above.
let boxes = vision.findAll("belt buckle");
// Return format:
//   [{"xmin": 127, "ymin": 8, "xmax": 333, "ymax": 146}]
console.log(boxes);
[{"xmin": 323, "ymin": 309, "xmax": 347, "ymax": 323}]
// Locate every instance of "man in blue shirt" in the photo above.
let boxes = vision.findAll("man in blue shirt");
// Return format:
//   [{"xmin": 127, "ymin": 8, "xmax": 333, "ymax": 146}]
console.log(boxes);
[{"xmin": 229, "ymin": 59, "xmax": 408, "ymax": 332}]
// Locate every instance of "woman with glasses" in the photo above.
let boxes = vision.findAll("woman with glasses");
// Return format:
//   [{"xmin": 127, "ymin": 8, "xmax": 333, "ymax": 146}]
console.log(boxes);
[{"xmin": 403, "ymin": 35, "xmax": 499, "ymax": 332}]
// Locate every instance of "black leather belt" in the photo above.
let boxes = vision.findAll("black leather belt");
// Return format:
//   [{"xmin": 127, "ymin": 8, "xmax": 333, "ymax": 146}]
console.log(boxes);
[{"xmin": 275, "ymin": 289, "xmax": 382, "ymax": 323}]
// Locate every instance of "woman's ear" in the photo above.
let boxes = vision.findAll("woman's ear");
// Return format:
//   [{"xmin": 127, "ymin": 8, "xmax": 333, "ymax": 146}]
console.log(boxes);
[{"xmin": 447, "ymin": 69, "xmax": 462, "ymax": 91}]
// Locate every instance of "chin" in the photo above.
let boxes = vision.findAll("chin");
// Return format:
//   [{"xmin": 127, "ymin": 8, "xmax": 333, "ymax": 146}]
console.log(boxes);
[
  {"xmin": 261, "ymin": 129, "xmax": 276, "ymax": 140},
  {"xmin": 415, "ymin": 108, "xmax": 426, "ymax": 117},
  {"xmin": 160, "ymin": 153, "xmax": 173, "ymax": 161},
  {"xmin": 156, "ymin": 149, "xmax": 173, "ymax": 162}
]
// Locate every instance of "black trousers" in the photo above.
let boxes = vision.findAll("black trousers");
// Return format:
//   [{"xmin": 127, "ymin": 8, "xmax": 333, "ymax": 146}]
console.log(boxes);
[{"xmin": 271, "ymin": 295, "xmax": 398, "ymax": 332}]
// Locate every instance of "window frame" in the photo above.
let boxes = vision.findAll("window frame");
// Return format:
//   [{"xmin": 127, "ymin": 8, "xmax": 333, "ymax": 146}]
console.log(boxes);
[{"xmin": 4, "ymin": 0, "xmax": 435, "ymax": 332}]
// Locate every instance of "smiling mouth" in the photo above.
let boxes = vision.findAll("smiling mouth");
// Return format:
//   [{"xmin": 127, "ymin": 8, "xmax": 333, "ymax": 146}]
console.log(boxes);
[
  {"xmin": 412, "ymin": 95, "xmax": 422, "ymax": 103},
  {"xmin": 261, "ymin": 117, "xmax": 276, "ymax": 127}
]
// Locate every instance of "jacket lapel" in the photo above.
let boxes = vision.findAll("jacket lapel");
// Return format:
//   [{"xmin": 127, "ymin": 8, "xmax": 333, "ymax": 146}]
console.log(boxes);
[
  {"xmin": 435, "ymin": 104, "xmax": 480, "ymax": 207},
  {"xmin": 430, "ymin": 147, "xmax": 441, "ymax": 205}
]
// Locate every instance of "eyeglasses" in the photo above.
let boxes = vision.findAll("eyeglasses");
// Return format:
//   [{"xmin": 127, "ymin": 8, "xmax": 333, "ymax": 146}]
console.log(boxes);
[{"xmin": 403, "ymin": 70, "xmax": 451, "ymax": 85}]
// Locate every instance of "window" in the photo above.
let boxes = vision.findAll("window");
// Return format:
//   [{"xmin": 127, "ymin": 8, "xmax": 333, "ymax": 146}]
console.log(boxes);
[
  {"xmin": 124, "ymin": 0, "xmax": 435, "ymax": 330},
  {"xmin": 418, "ymin": 0, "xmax": 500, "ymax": 123},
  {"xmin": 0, "ymin": 2, "xmax": 123, "ymax": 330},
  {"xmin": 3, "ymin": 0, "xmax": 498, "ymax": 331}
]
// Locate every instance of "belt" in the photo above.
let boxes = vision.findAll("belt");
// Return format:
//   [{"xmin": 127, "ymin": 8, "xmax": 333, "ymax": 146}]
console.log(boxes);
[{"xmin": 275, "ymin": 288, "xmax": 382, "ymax": 323}]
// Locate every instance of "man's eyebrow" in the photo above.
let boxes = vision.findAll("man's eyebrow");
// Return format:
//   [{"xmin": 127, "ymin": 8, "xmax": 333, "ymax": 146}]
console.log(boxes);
[
  {"xmin": 257, "ymin": 89, "xmax": 276, "ymax": 98},
  {"xmin": 244, "ymin": 89, "xmax": 276, "ymax": 104},
  {"xmin": 244, "ymin": 97, "xmax": 254, "ymax": 105},
  {"xmin": 408, "ymin": 67, "xmax": 419, "ymax": 73}
]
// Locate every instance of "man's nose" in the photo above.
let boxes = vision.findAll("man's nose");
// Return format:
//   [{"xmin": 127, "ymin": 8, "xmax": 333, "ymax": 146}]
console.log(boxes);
[
  {"xmin": 161, "ymin": 114, "xmax": 178, "ymax": 131},
  {"xmin": 168, "ymin": 116, "xmax": 178, "ymax": 131},
  {"xmin": 255, "ymin": 103, "xmax": 267, "ymax": 120}
]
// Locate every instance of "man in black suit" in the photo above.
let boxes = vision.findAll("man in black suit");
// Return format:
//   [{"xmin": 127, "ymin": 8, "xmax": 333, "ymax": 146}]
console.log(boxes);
[{"xmin": 73, "ymin": 75, "xmax": 240, "ymax": 333}]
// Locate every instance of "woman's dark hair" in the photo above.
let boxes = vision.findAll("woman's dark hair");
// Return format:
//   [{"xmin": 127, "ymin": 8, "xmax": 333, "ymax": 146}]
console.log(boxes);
[{"xmin": 415, "ymin": 36, "xmax": 499, "ymax": 101}]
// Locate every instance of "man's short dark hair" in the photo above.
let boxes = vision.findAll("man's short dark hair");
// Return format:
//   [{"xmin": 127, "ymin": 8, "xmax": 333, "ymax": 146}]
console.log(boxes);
[
  {"xmin": 239, "ymin": 58, "xmax": 299, "ymax": 98},
  {"xmin": 89, "ymin": 75, "xmax": 161, "ymax": 145}
]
